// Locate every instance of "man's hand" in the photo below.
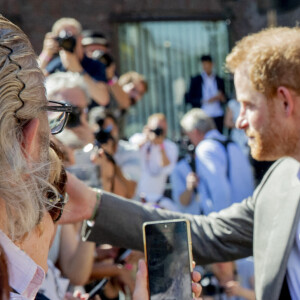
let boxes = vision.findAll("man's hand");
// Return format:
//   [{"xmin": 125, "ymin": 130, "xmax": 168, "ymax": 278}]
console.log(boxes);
[
  {"xmin": 41, "ymin": 32, "xmax": 59, "ymax": 57},
  {"xmin": 225, "ymin": 280, "xmax": 242, "ymax": 297},
  {"xmin": 208, "ymin": 91, "xmax": 225, "ymax": 103},
  {"xmin": 133, "ymin": 260, "xmax": 203, "ymax": 300},
  {"xmin": 60, "ymin": 49, "xmax": 83, "ymax": 73},
  {"xmin": 148, "ymin": 131, "xmax": 164, "ymax": 145},
  {"xmin": 186, "ymin": 172, "xmax": 198, "ymax": 191},
  {"xmin": 61, "ymin": 172, "xmax": 97, "ymax": 223}
]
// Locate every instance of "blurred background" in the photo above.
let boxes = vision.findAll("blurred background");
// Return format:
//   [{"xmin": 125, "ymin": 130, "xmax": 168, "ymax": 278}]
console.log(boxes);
[{"xmin": 1, "ymin": 0, "xmax": 299, "ymax": 139}]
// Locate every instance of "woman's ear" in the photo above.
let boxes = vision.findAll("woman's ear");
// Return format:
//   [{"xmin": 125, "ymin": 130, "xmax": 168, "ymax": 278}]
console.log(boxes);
[
  {"xmin": 277, "ymin": 86, "xmax": 294, "ymax": 117},
  {"xmin": 22, "ymin": 118, "xmax": 40, "ymax": 160}
]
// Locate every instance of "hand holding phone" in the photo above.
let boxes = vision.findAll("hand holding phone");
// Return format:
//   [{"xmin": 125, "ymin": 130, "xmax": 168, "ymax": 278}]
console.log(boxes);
[{"xmin": 143, "ymin": 219, "xmax": 194, "ymax": 299}]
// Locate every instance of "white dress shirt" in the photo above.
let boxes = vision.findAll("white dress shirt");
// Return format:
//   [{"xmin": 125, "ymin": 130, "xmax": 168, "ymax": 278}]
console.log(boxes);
[
  {"xmin": 0, "ymin": 230, "xmax": 45, "ymax": 300},
  {"xmin": 201, "ymin": 72, "xmax": 224, "ymax": 118}
]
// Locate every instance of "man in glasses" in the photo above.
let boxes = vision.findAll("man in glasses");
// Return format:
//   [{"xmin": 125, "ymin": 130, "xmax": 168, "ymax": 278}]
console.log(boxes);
[{"xmin": 46, "ymin": 71, "xmax": 94, "ymax": 146}]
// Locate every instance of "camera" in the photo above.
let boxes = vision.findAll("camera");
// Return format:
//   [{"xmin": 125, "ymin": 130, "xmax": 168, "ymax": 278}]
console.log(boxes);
[
  {"xmin": 176, "ymin": 136, "xmax": 195, "ymax": 159},
  {"xmin": 92, "ymin": 50, "xmax": 114, "ymax": 67},
  {"xmin": 150, "ymin": 127, "xmax": 164, "ymax": 137},
  {"xmin": 56, "ymin": 30, "xmax": 77, "ymax": 53},
  {"xmin": 94, "ymin": 116, "xmax": 114, "ymax": 145},
  {"xmin": 66, "ymin": 106, "xmax": 82, "ymax": 128},
  {"xmin": 200, "ymin": 273, "xmax": 225, "ymax": 296},
  {"xmin": 94, "ymin": 128, "xmax": 113, "ymax": 145}
]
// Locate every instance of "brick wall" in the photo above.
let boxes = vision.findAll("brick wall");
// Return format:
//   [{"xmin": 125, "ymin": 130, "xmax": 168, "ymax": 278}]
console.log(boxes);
[{"xmin": 0, "ymin": 0, "xmax": 299, "ymax": 56}]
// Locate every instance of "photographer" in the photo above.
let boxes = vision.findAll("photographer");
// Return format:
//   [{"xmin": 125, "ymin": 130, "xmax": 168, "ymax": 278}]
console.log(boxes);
[
  {"xmin": 39, "ymin": 17, "xmax": 109, "ymax": 106},
  {"xmin": 130, "ymin": 113, "xmax": 178, "ymax": 204},
  {"xmin": 180, "ymin": 109, "xmax": 254, "ymax": 215},
  {"xmin": 81, "ymin": 31, "xmax": 148, "ymax": 139},
  {"xmin": 171, "ymin": 140, "xmax": 201, "ymax": 214},
  {"xmin": 89, "ymin": 108, "xmax": 141, "ymax": 198}
]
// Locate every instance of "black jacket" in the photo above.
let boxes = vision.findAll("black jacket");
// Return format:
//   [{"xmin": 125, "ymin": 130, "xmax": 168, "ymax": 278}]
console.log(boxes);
[{"xmin": 185, "ymin": 74, "xmax": 225, "ymax": 108}]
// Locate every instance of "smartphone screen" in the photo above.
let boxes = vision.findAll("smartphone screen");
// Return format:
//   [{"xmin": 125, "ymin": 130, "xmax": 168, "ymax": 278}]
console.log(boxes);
[{"xmin": 143, "ymin": 220, "xmax": 193, "ymax": 300}]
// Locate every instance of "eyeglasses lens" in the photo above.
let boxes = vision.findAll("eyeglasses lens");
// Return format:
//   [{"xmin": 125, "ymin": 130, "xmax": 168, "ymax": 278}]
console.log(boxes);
[{"xmin": 47, "ymin": 103, "xmax": 66, "ymax": 134}]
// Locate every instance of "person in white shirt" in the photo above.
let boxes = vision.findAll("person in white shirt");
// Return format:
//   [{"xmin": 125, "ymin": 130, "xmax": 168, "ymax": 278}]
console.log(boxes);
[{"xmin": 130, "ymin": 113, "xmax": 178, "ymax": 204}]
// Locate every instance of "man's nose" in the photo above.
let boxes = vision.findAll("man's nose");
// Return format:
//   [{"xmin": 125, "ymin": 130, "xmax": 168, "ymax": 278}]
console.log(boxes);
[{"xmin": 236, "ymin": 114, "xmax": 248, "ymax": 130}]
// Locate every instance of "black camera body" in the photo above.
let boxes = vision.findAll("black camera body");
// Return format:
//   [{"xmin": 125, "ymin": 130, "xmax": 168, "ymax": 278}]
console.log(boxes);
[
  {"xmin": 150, "ymin": 127, "xmax": 164, "ymax": 137},
  {"xmin": 94, "ymin": 129, "xmax": 112, "ymax": 145},
  {"xmin": 92, "ymin": 50, "xmax": 114, "ymax": 67},
  {"xmin": 56, "ymin": 30, "xmax": 77, "ymax": 53},
  {"xmin": 201, "ymin": 273, "xmax": 225, "ymax": 296}
]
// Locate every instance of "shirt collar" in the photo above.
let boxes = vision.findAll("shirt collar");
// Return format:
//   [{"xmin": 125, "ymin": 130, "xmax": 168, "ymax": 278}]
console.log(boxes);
[
  {"xmin": 201, "ymin": 71, "xmax": 215, "ymax": 79},
  {"xmin": 204, "ymin": 129, "xmax": 224, "ymax": 140},
  {"xmin": 0, "ymin": 230, "xmax": 45, "ymax": 299}
]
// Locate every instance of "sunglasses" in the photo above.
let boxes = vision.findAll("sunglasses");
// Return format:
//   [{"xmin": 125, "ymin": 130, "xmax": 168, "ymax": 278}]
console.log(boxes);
[{"xmin": 43, "ymin": 100, "xmax": 73, "ymax": 135}]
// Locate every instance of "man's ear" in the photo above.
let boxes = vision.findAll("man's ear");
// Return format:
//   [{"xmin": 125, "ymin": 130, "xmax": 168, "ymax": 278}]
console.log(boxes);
[
  {"xmin": 22, "ymin": 118, "xmax": 40, "ymax": 159},
  {"xmin": 277, "ymin": 86, "xmax": 294, "ymax": 117}
]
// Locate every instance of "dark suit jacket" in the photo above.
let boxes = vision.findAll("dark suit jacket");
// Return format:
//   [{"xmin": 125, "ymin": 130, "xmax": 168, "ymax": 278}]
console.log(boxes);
[
  {"xmin": 185, "ymin": 74, "xmax": 225, "ymax": 108},
  {"xmin": 89, "ymin": 157, "xmax": 300, "ymax": 300}
]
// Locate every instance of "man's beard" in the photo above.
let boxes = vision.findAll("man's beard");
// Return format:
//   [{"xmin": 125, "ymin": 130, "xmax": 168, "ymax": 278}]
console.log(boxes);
[{"xmin": 248, "ymin": 109, "xmax": 298, "ymax": 161}]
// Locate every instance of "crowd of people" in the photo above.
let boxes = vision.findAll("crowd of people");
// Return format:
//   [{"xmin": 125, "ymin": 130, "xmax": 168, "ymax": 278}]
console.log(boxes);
[{"xmin": 0, "ymin": 12, "xmax": 299, "ymax": 300}]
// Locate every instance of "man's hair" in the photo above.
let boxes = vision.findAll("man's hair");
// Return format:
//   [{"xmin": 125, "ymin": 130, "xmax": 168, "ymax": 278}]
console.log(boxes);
[
  {"xmin": 118, "ymin": 71, "xmax": 148, "ymax": 92},
  {"xmin": 89, "ymin": 107, "xmax": 117, "ymax": 127},
  {"xmin": 147, "ymin": 113, "xmax": 166, "ymax": 125},
  {"xmin": 180, "ymin": 108, "xmax": 216, "ymax": 133},
  {"xmin": 226, "ymin": 27, "xmax": 300, "ymax": 98},
  {"xmin": 201, "ymin": 55, "xmax": 213, "ymax": 62},
  {"xmin": 45, "ymin": 72, "xmax": 90, "ymax": 104},
  {"xmin": 0, "ymin": 15, "xmax": 56, "ymax": 240},
  {"xmin": 51, "ymin": 17, "xmax": 82, "ymax": 35}
]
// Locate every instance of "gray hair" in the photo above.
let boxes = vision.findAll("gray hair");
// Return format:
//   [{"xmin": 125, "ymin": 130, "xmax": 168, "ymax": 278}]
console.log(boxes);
[
  {"xmin": 0, "ymin": 15, "xmax": 55, "ymax": 241},
  {"xmin": 180, "ymin": 108, "xmax": 216, "ymax": 134},
  {"xmin": 45, "ymin": 72, "xmax": 90, "ymax": 104}
]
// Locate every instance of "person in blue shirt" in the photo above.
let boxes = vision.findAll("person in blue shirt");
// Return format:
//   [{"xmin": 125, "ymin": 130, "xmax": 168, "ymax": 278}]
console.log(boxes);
[
  {"xmin": 39, "ymin": 17, "xmax": 109, "ymax": 106},
  {"xmin": 171, "ymin": 150, "xmax": 201, "ymax": 214},
  {"xmin": 180, "ymin": 108, "xmax": 254, "ymax": 215}
]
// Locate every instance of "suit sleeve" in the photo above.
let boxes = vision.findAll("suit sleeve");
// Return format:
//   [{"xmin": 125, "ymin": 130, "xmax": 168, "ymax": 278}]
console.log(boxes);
[
  {"xmin": 185, "ymin": 76, "xmax": 202, "ymax": 108},
  {"xmin": 216, "ymin": 76, "xmax": 226, "ymax": 99},
  {"xmin": 89, "ymin": 191, "xmax": 254, "ymax": 264}
]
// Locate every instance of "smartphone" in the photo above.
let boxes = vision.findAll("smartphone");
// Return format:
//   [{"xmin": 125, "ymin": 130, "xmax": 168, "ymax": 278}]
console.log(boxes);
[{"xmin": 143, "ymin": 219, "xmax": 193, "ymax": 300}]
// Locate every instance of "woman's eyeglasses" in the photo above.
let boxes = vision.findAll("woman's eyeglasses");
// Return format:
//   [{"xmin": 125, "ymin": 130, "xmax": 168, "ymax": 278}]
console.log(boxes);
[{"xmin": 43, "ymin": 100, "xmax": 73, "ymax": 135}]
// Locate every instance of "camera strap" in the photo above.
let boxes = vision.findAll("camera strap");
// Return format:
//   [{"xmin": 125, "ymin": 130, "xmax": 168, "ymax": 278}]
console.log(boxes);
[{"xmin": 209, "ymin": 138, "xmax": 233, "ymax": 180}]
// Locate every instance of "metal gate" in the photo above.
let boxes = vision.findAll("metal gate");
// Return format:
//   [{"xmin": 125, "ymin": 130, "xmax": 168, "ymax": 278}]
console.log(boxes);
[{"xmin": 118, "ymin": 21, "xmax": 230, "ymax": 140}]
